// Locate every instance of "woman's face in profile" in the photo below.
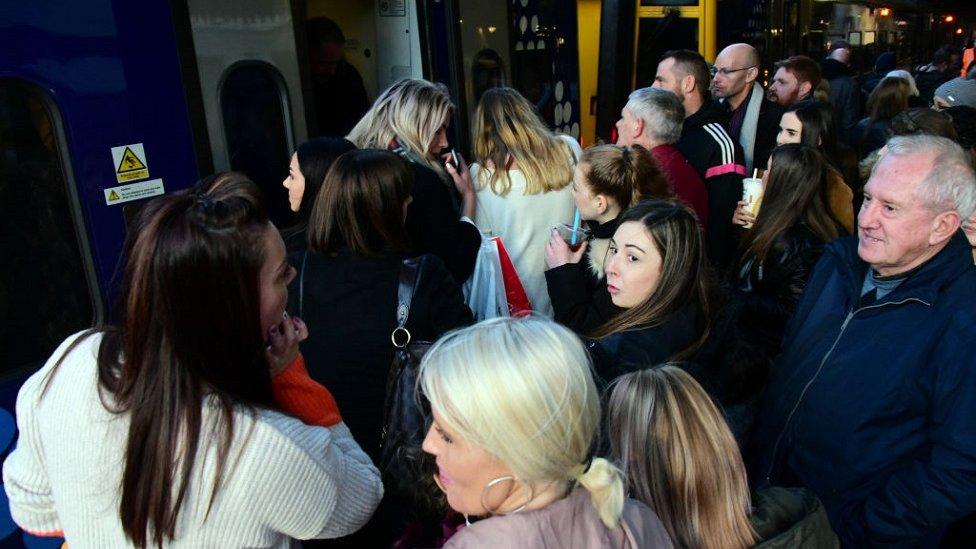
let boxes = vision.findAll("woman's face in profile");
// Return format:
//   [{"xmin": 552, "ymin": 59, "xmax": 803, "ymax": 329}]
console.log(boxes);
[
  {"xmin": 258, "ymin": 224, "xmax": 296, "ymax": 339},
  {"xmin": 604, "ymin": 221, "xmax": 663, "ymax": 309},
  {"xmin": 282, "ymin": 153, "xmax": 305, "ymax": 213},
  {"xmin": 422, "ymin": 411, "xmax": 519, "ymax": 517}
]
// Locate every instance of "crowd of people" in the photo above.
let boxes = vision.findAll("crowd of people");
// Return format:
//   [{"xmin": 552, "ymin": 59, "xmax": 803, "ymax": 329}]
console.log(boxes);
[{"xmin": 4, "ymin": 41, "xmax": 976, "ymax": 549}]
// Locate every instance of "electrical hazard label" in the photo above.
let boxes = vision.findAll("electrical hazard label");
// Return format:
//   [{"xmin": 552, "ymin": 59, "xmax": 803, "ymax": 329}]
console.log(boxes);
[
  {"xmin": 111, "ymin": 143, "xmax": 149, "ymax": 183},
  {"xmin": 104, "ymin": 178, "xmax": 165, "ymax": 206}
]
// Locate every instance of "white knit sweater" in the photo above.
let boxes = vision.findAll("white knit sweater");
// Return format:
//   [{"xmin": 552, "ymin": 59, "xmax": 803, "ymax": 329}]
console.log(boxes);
[{"xmin": 2, "ymin": 332, "xmax": 384, "ymax": 548}]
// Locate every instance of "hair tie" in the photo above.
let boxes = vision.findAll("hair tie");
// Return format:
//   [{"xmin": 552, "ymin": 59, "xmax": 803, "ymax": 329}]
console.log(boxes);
[
  {"xmin": 620, "ymin": 147, "xmax": 631, "ymax": 164},
  {"xmin": 195, "ymin": 191, "xmax": 216, "ymax": 213},
  {"xmin": 580, "ymin": 456, "xmax": 595, "ymax": 475}
]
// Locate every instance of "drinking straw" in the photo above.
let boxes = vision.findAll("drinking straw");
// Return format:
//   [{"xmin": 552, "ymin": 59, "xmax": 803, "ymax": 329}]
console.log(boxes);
[
  {"xmin": 753, "ymin": 168, "xmax": 758, "ymax": 179},
  {"xmin": 571, "ymin": 208, "xmax": 581, "ymax": 245}
]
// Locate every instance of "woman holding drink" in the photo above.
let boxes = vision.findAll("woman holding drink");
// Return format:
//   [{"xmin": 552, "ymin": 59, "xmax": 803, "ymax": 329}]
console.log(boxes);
[
  {"xmin": 699, "ymin": 144, "xmax": 844, "ymax": 441},
  {"xmin": 544, "ymin": 144, "xmax": 670, "ymax": 333}
]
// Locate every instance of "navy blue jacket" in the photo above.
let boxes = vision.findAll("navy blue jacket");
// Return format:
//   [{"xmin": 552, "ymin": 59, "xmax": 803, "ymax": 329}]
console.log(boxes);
[{"xmin": 749, "ymin": 231, "xmax": 976, "ymax": 547}]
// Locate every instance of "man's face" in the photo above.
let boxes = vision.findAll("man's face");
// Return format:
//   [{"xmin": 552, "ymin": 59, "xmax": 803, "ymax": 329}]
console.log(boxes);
[
  {"xmin": 857, "ymin": 151, "xmax": 943, "ymax": 276},
  {"xmin": 615, "ymin": 106, "xmax": 640, "ymax": 146},
  {"xmin": 652, "ymin": 58, "xmax": 685, "ymax": 103},
  {"xmin": 768, "ymin": 68, "xmax": 804, "ymax": 107},
  {"xmin": 711, "ymin": 49, "xmax": 753, "ymax": 100}
]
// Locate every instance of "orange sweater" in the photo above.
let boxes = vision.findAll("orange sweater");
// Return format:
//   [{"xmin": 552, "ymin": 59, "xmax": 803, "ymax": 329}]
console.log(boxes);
[{"xmin": 271, "ymin": 354, "xmax": 342, "ymax": 428}]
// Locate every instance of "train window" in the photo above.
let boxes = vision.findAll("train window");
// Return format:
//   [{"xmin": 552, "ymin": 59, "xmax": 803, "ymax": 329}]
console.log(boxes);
[
  {"xmin": 219, "ymin": 62, "xmax": 294, "ymax": 228},
  {"xmin": 0, "ymin": 79, "xmax": 97, "ymax": 381}
]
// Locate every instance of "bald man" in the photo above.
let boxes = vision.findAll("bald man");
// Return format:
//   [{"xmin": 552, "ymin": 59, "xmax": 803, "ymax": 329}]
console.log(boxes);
[
  {"xmin": 821, "ymin": 40, "xmax": 861, "ymax": 144},
  {"xmin": 712, "ymin": 43, "xmax": 783, "ymax": 173}
]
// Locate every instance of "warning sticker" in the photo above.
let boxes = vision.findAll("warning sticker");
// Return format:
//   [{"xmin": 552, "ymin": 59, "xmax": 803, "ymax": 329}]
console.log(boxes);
[
  {"xmin": 104, "ymin": 178, "xmax": 165, "ymax": 206},
  {"xmin": 111, "ymin": 143, "xmax": 149, "ymax": 183}
]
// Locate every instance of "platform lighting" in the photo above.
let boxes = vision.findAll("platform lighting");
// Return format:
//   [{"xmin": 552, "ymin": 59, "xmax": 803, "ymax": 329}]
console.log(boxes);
[
  {"xmin": 944, "ymin": 15, "xmax": 955, "ymax": 24},
  {"xmin": 879, "ymin": 7, "xmax": 891, "ymax": 17},
  {"xmin": 957, "ymin": 28, "xmax": 964, "ymax": 35}
]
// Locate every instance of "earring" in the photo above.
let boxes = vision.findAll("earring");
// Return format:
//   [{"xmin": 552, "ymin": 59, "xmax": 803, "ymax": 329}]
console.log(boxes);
[{"xmin": 479, "ymin": 475, "xmax": 534, "ymax": 516}]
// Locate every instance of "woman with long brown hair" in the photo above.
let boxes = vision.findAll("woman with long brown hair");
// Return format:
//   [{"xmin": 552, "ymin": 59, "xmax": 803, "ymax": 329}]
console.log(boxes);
[
  {"xmin": 3, "ymin": 174, "xmax": 382, "ymax": 547},
  {"xmin": 579, "ymin": 199, "xmax": 711, "ymax": 384},
  {"xmin": 700, "ymin": 144, "xmax": 842, "ymax": 442},
  {"xmin": 608, "ymin": 366, "xmax": 756, "ymax": 549}
]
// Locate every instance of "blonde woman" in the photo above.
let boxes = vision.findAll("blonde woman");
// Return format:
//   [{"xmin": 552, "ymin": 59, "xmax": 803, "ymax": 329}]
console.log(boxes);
[
  {"xmin": 607, "ymin": 366, "xmax": 755, "ymax": 549},
  {"xmin": 470, "ymin": 87, "xmax": 582, "ymax": 317},
  {"xmin": 347, "ymin": 78, "xmax": 481, "ymax": 282},
  {"xmin": 420, "ymin": 317, "xmax": 672, "ymax": 548}
]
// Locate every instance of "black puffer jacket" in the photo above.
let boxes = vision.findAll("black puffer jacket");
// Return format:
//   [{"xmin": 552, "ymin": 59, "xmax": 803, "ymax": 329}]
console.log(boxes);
[
  {"xmin": 691, "ymin": 224, "xmax": 828, "ymax": 443},
  {"xmin": 752, "ymin": 487, "xmax": 840, "ymax": 548}
]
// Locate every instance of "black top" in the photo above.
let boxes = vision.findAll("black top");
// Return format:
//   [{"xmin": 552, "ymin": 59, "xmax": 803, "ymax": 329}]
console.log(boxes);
[
  {"xmin": 309, "ymin": 59, "xmax": 369, "ymax": 138},
  {"xmin": 287, "ymin": 248, "xmax": 473, "ymax": 460},
  {"xmin": 404, "ymin": 162, "xmax": 482, "ymax": 283},
  {"xmin": 585, "ymin": 303, "xmax": 703, "ymax": 386}
]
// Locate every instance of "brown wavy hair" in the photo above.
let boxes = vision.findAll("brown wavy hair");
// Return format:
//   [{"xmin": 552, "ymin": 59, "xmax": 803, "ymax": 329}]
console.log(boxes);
[
  {"xmin": 44, "ymin": 173, "xmax": 279, "ymax": 547},
  {"xmin": 608, "ymin": 366, "xmax": 756, "ymax": 549}
]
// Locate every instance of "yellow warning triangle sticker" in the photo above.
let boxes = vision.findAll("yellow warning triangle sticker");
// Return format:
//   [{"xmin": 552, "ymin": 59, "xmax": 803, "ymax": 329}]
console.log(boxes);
[
  {"xmin": 108, "ymin": 190, "xmax": 120, "ymax": 201},
  {"xmin": 117, "ymin": 147, "xmax": 147, "ymax": 174}
]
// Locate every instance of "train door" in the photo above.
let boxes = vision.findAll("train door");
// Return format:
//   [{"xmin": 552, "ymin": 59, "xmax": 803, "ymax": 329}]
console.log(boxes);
[
  {"xmin": 594, "ymin": 0, "xmax": 717, "ymax": 140},
  {"xmin": 300, "ymin": 0, "xmax": 425, "ymax": 138},
  {"xmin": 183, "ymin": 0, "xmax": 310, "ymax": 228},
  {"xmin": 418, "ymin": 0, "xmax": 584, "ymax": 155}
]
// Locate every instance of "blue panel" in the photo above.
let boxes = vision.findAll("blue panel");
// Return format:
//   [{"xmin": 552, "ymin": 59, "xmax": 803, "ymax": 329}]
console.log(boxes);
[{"xmin": 0, "ymin": 0, "xmax": 199, "ymax": 303}]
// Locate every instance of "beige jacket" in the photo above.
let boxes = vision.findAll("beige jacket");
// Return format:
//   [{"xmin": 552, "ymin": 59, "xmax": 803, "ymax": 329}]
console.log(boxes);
[{"xmin": 444, "ymin": 487, "xmax": 673, "ymax": 549}]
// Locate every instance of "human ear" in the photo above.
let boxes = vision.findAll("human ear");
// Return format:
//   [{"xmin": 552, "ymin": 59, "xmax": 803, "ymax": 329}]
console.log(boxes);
[
  {"xmin": 930, "ymin": 210, "xmax": 961, "ymax": 246},
  {"xmin": 682, "ymin": 75, "xmax": 696, "ymax": 95},
  {"xmin": 799, "ymin": 81, "xmax": 812, "ymax": 98},
  {"xmin": 595, "ymin": 195, "xmax": 608, "ymax": 215},
  {"xmin": 633, "ymin": 117, "xmax": 645, "ymax": 139}
]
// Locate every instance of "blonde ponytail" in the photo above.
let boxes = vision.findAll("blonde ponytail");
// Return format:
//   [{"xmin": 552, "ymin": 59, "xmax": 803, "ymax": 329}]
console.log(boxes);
[{"xmin": 574, "ymin": 457, "xmax": 626, "ymax": 529}]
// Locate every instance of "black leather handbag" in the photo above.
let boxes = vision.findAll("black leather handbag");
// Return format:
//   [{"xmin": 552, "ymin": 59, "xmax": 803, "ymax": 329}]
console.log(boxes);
[{"xmin": 380, "ymin": 257, "xmax": 436, "ymax": 498}]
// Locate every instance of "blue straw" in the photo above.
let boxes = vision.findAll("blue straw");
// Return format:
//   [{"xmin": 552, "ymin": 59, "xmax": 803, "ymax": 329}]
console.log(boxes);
[{"xmin": 571, "ymin": 208, "xmax": 581, "ymax": 245}]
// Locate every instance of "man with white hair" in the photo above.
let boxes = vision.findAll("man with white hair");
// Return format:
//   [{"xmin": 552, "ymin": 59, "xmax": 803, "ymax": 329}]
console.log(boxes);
[
  {"xmin": 751, "ymin": 134, "xmax": 976, "ymax": 546},
  {"xmin": 615, "ymin": 87, "xmax": 709, "ymax": 229}
]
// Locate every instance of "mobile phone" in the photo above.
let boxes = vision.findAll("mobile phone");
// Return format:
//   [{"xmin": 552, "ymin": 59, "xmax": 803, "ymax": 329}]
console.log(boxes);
[{"xmin": 450, "ymin": 149, "xmax": 463, "ymax": 172}]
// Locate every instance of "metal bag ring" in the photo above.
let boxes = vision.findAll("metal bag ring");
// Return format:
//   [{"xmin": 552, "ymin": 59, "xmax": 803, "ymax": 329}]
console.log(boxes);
[{"xmin": 391, "ymin": 327, "xmax": 412, "ymax": 348}]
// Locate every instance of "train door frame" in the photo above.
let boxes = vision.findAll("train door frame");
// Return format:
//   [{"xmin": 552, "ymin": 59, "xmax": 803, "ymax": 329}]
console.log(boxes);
[
  {"xmin": 594, "ymin": 0, "xmax": 717, "ymax": 142},
  {"xmin": 416, "ymin": 0, "xmax": 472, "ymax": 155}
]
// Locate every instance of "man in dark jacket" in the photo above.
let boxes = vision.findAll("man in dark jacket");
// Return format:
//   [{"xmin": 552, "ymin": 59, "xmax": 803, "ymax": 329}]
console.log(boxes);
[
  {"xmin": 750, "ymin": 134, "xmax": 976, "ymax": 546},
  {"xmin": 653, "ymin": 49, "xmax": 746, "ymax": 269},
  {"xmin": 821, "ymin": 40, "xmax": 860, "ymax": 145},
  {"xmin": 712, "ymin": 43, "xmax": 783, "ymax": 174}
]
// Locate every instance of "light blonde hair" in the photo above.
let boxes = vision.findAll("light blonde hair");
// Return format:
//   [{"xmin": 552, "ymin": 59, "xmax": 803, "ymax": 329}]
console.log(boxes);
[
  {"xmin": 608, "ymin": 366, "xmax": 756, "ymax": 549},
  {"xmin": 419, "ymin": 317, "xmax": 625, "ymax": 528},
  {"xmin": 471, "ymin": 87, "xmax": 576, "ymax": 196},
  {"xmin": 346, "ymin": 78, "xmax": 454, "ymax": 172}
]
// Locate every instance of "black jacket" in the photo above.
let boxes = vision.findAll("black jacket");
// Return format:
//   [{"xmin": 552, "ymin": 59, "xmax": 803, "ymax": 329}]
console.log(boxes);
[
  {"xmin": 677, "ymin": 100, "xmax": 746, "ymax": 271},
  {"xmin": 752, "ymin": 96, "xmax": 784, "ymax": 174},
  {"xmin": 821, "ymin": 58, "xmax": 861, "ymax": 144},
  {"xmin": 691, "ymin": 224, "xmax": 827, "ymax": 443},
  {"xmin": 853, "ymin": 117, "xmax": 892, "ymax": 159},
  {"xmin": 404, "ymin": 162, "xmax": 481, "ymax": 283},
  {"xmin": 586, "ymin": 303, "xmax": 703, "ymax": 386},
  {"xmin": 545, "ymin": 215, "xmax": 623, "ymax": 334},
  {"xmin": 288, "ymin": 249, "xmax": 473, "ymax": 460}
]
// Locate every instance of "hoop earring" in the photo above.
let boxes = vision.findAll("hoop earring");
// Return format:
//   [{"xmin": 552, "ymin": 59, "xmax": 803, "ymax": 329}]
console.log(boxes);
[{"xmin": 479, "ymin": 475, "xmax": 534, "ymax": 516}]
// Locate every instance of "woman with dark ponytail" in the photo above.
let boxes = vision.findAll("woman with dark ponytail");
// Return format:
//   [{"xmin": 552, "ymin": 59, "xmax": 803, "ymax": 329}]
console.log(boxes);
[
  {"xmin": 544, "ymin": 144, "xmax": 671, "ymax": 333},
  {"xmin": 3, "ymin": 173, "xmax": 382, "ymax": 547}
]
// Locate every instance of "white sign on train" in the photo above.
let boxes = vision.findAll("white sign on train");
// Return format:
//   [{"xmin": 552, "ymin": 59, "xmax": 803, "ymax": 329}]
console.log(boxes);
[{"xmin": 104, "ymin": 178, "xmax": 165, "ymax": 206}]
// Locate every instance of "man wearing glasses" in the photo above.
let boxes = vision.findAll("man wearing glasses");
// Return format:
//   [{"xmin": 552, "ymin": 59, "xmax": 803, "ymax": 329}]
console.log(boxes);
[{"xmin": 712, "ymin": 43, "xmax": 783, "ymax": 174}]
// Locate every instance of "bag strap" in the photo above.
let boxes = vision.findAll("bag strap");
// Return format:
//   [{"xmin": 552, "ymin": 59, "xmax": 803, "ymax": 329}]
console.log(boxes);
[
  {"xmin": 298, "ymin": 250, "xmax": 309, "ymax": 317},
  {"xmin": 392, "ymin": 256, "xmax": 425, "ymax": 347}
]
